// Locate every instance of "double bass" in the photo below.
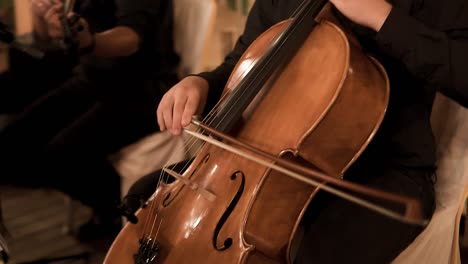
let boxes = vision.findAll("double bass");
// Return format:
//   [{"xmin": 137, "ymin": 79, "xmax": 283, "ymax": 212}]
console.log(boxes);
[{"xmin": 105, "ymin": 1, "xmax": 427, "ymax": 263}]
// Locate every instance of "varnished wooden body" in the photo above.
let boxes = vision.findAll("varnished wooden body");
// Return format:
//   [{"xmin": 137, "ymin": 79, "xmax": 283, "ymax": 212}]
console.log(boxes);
[{"xmin": 105, "ymin": 18, "xmax": 389, "ymax": 264}]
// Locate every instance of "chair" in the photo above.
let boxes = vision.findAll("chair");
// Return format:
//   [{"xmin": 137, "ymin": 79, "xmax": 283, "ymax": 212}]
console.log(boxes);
[
  {"xmin": 393, "ymin": 93, "xmax": 468, "ymax": 264},
  {"xmin": 173, "ymin": 0, "xmax": 218, "ymax": 76},
  {"xmin": 111, "ymin": 0, "xmax": 218, "ymax": 197}
]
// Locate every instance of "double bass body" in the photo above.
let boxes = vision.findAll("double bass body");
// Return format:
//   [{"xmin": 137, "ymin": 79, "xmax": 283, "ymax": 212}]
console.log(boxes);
[{"xmin": 104, "ymin": 16, "xmax": 389, "ymax": 264}]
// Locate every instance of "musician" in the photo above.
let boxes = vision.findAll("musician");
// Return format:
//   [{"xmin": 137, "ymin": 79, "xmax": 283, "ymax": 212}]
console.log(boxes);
[
  {"xmin": 0, "ymin": 0, "xmax": 179, "ymax": 241},
  {"xmin": 153, "ymin": 0, "xmax": 468, "ymax": 263}
]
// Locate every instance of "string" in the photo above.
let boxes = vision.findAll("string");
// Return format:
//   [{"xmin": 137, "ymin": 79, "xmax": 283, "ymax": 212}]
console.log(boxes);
[
  {"xmin": 143, "ymin": 0, "xmax": 320, "ymax": 244},
  {"xmin": 184, "ymin": 128, "xmax": 428, "ymax": 226},
  {"xmin": 161, "ymin": 0, "xmax": 316, "ymax": 178},
  {"xmin": 201, "ymin": 0, "xmax": 318, "ymax": 131},
  {"xmin": 144, "ymin": 0, "xmax": 317, "ymax": 242}
]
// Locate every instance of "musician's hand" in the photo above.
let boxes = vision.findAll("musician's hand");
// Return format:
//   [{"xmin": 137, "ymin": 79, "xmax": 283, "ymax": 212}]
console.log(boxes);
[
  {"xmin": 31, "ymin": 0, "xmax": 59, "ymax": 19},
  {"xmin": 329, "ymin": 0, "xmax": 392, "ymax": 31},
  {"xmin": 31, "ymin": 0, "xmax": 60, "ymax": 40},
  {"xmin": 157, "ymin": 76, "xmax": 209, "ymax": 136},
  {"xmin": 43, "ymin": 2, "xmax": 64, "ymax": 39}
]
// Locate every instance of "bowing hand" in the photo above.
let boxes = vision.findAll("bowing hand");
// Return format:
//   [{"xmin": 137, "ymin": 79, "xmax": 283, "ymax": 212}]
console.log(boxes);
[
  {"xmin": 329, "ymin": 0, "xmax": 393, "ymax": 31},
  {"xmin": 31, "ymin": 0, "xmax": 60, "ymax": 19}
]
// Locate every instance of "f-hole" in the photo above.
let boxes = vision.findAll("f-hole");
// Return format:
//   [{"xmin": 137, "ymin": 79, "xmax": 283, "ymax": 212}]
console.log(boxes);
[{"xmin": 213, "ymin": 171, "xmax": 245, "ymax": 251}]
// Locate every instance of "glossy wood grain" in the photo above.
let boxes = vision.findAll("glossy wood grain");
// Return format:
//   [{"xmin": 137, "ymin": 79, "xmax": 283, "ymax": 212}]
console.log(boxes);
[{"xmin": 106, "ymin": 17, "xmax": 389, "ymax": 264}]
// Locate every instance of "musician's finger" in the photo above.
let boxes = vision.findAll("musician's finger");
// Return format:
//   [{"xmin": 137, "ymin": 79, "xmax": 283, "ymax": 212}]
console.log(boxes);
[
  {"xmin": 47, "ymin": 15, "xmax": 64, "ymax": 39},
  {"xmin": 36, "ymin": 0, "xmax": 52, "ymax": 8},
  {"xmin": 162, "ymin": 104, "xmax": 174, "ymax": 134},
  {"xmin": 32, "ymin": 0, "xmax": 53, "ymax": 15},
  {"xmin": 157, "ymin": 105, "xmax": 165, "ymax": 132},
  {"xmin": 157, "ymin": 94, "xmax": 172, "ymax": 132},
  {"xmin": 44, "ymin": 3, "xmax": 63, "ymax": 21},
  {"xmin": 67, "ymin": 13, "xmax": 81, "ymax": 25},
  {"xmin": 48, "ymin": 12, "xmax": 62, "ymax": 27},
  {"xmin": 182, "ymin": 95, "xmax": 199, "ymax": 127},
  {"xmin": 36, "ymin": 0, "xmax": 52, "ymax": 7},
  {"xmin": 172, "ymin": 95, "xmax": 188, "ymax": 135},
  {"xmin": 48, "ymin": 14, "xmax": 61, "ymax": 29}
]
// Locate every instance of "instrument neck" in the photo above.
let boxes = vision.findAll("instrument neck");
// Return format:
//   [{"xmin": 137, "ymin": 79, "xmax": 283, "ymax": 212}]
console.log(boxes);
[{"xmin": 207, "ymin": 0, "xmax": 329, "ymax": 133}]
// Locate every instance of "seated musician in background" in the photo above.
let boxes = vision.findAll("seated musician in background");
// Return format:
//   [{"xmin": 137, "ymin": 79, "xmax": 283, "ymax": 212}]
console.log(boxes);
[
  {"xmin": 0, "ymin": 0, "xmax": 179, "ymax": 241},
  {"xmin": 124, "ymin": 0, "xmax": 468, "ymax": 263}
]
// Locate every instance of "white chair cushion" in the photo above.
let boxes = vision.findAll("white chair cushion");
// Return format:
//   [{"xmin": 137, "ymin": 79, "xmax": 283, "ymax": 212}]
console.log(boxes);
[{"xmin": 393, "ymin": 93, "xmax": 468, "ymax": 264}]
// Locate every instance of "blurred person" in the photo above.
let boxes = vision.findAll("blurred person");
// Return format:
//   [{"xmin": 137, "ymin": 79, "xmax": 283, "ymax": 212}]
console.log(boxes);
[{"xmin": 0, "ymin": 0, "xmax": 179, "ymax": 241}]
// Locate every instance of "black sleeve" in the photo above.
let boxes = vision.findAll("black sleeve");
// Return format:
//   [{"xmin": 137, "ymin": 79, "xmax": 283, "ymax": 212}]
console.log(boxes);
[
  {"xmin": 375, "ymin": 6, "xmax": 468, "ymax": 107},
  {"xmin": 114, "ymin": 0, "xmax": 157, "ymax": 44},
  {"xmin": 196, "ymin": 0, "xmax": 275, "ymax": 111}
]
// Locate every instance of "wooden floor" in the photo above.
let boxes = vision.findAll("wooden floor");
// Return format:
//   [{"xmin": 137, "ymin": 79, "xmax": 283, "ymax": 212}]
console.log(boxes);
[{"xmin": 0, "ymin": 186, "xmax": 112, "ymax": 264}]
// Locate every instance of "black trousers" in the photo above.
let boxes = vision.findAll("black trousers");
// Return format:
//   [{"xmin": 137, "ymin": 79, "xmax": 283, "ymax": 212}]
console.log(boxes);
[
  {"xmin": 0, "ymin": 49, "xmax": 175, "ymax": 217},
  {"xmin": 294, "ymin": 162, "xmax": 435, "ymax": 264},
  {"xmin": 123, "ymin": 158, "xmax": 435, "ymax": 264}
]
